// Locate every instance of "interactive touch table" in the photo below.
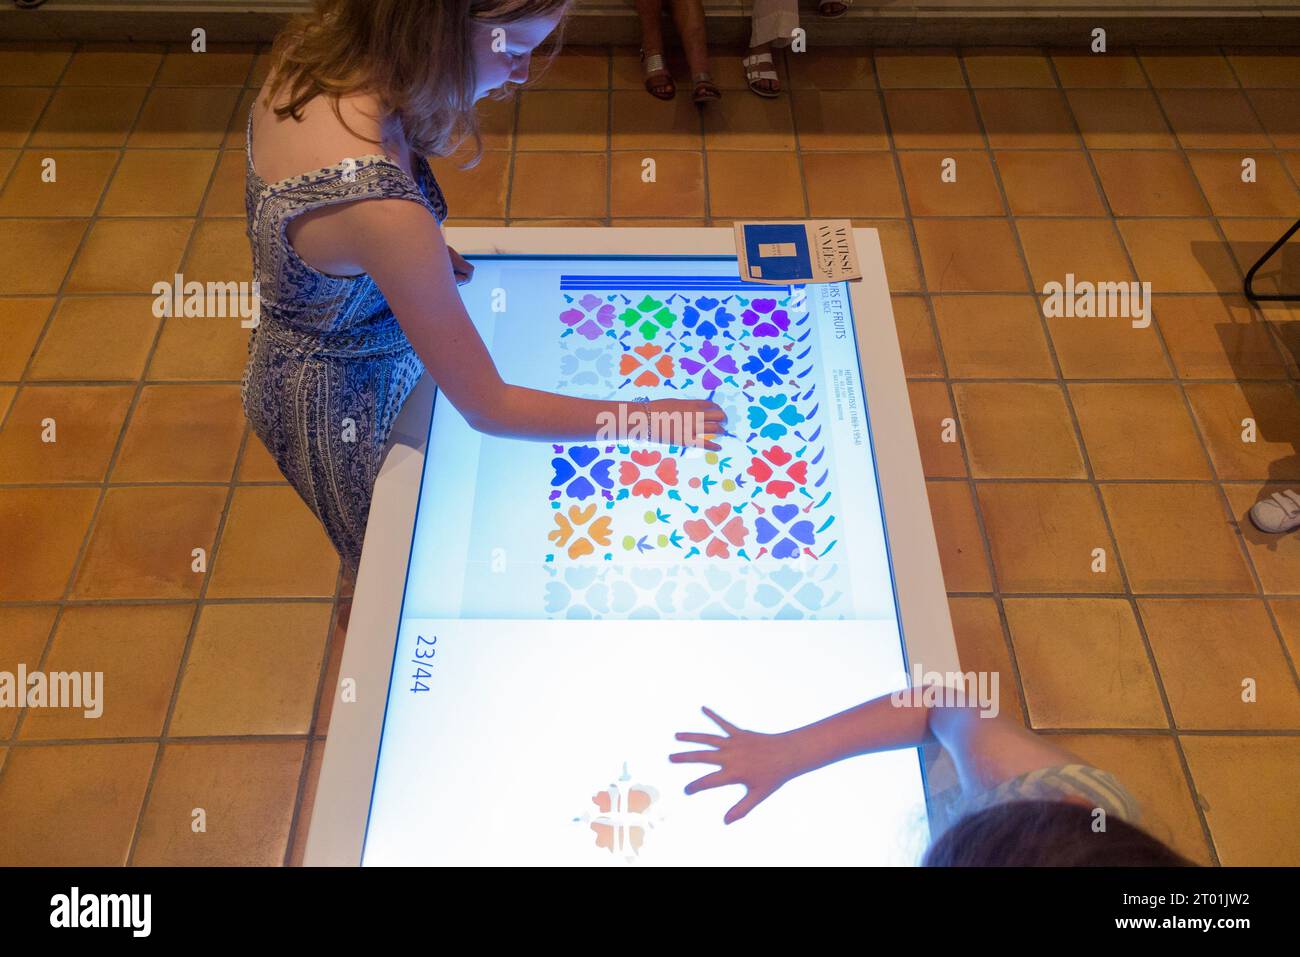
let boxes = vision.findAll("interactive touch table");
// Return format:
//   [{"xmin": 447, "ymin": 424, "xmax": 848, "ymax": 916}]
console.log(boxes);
[{"xmin": 304, "ymin": 228, "xmax": 959, "ymax": 866}]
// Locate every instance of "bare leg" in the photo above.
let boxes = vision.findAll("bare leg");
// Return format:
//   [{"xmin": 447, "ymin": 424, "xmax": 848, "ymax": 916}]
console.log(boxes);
[
  {"xmin": 635, "ymin": 0, "xmax": 675, "ymax": 97},
  {"xmin": 666, "ymin": 0, "xmax": 712, "ymax": 82}
]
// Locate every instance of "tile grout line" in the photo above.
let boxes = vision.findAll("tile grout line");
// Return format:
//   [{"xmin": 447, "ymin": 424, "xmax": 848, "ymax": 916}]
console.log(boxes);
[
  {"xmin": 501, "ymin": 81, "xmax": 521, "ymax": 224},
  {"xmin": 1054, "ymin": 48, "xmax": 1228, "ymax": 864},
  {"xmin": 1057, "ymin": 46, "xmax": 1233, "ymax": 864},
  {"xmin": 5, "ymin": 723, "xmax": 1291, "ymax": 752},
  {"xmin": 3, "ymin": 42, "xmax": 1298, "ymax": 862},
  {"xmin": 1167, "ymin": 51, "xmax": 1297, "ymax": 376},
  {"xmin": 1217, "ymin": 52, "xmax": 1300, "ymax": 690},
  {"xmin": 123, "ymin": 50, "xmax": 265, "ymax": 867},
  {"xmin": 873, "ymin": 46, "xmax": 1038, "ymax": 733},
  {"xmin": 281, "ymin": 564, "xmax": 348, "ymax": 866},
  {"xmin": 0, "ymin": 42, "xmax": 85, "ymax": 439},
  {"xmin": 0, "ymin": 40, "xmax": 162, "ymax": 797},
  {"xmin": 976, "ymin": 47, "xmax": 1219, "ymax": 864},
  {"xmin": 1136, "ymin": 48, "xmax": 1300, "ymax": 696},
  {"xmin": 605, "ymin": 44, "xmax": 612, "ymax": 226}
]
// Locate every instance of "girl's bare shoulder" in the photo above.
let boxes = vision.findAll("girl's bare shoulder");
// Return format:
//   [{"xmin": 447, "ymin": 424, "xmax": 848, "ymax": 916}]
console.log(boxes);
[{"xmin": 249, "ymin": 74, "xmax": 388, "ymax": 185}]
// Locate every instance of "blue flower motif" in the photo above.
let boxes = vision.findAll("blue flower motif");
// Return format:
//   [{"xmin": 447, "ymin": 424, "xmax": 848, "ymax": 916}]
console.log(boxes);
[
  {"xmin": 745, "ymin": 394, "xmax": 806, "ymax": 440},
  {"xmin": 681, "ymin": 297, "xmax": 737, "ymax": 339},
  {"xmin": 550, "ymin": 445, "xmax": 615, "ymax": 500},
  {"xmin": 754, "ymin": 504, "xmax": 816, "ymax": 559},
  {"xmin": 742, "ymin": 345, "xmax": 794, "ymax": 388}
]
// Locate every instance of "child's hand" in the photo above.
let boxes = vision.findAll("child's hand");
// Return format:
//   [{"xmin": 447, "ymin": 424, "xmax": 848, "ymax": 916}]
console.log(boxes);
[
  {"xmin": 670, "ymin": 706, "xmax": 802, "ymax": 824},
  {"xmin": 644, "ymin": 398, "xmax": 728, "ymax": 451},
  {"xmin": 448, "ymin": 245, "xmax": 474, "ymax": 285}
]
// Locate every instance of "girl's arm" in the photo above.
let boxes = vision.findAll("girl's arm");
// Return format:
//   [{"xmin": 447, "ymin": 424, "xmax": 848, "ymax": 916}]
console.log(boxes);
[
  {"xmin": 673, "ymin": 691, "xmax": 1084, "ymax": 824},
  {"xmin": 788, "ymin": 693, "xmax": 1084, "ymax": 793},
  {"xmin": 331, "ymin": 198, "xmax": 726, "ymax": 447}
]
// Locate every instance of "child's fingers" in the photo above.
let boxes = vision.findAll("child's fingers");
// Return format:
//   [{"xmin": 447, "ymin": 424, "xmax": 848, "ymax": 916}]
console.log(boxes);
[
  {"xmin": 683, "ymin": 769, "xmax": 732, "ymax": 796},
  {"xmin": 702, "ymin": 706, "xmax": 741, "ymax": 736},
  {"xmin": 668, "ymin": 749, "xmax": 725, "ymax": 766},
  {"xmin": 675, "ymin": 731, "xmax": 726, "ymax": 747},
  {"xmin": 724, "ymin": 787, "xmax": 771, "ymax": 825}
]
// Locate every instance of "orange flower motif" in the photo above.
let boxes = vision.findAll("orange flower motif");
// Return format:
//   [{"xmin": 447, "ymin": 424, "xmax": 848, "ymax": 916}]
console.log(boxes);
[
  {"xmin": 618, "ymin": 343, "xmax": 676, "ymax": 387},
  {"xmin": 548, "ymin": 503, "xmax": 614, "ymax": 559},
  {"xmin": 618, "ymin": 449, "xmax": 679, "ymax": 498}
]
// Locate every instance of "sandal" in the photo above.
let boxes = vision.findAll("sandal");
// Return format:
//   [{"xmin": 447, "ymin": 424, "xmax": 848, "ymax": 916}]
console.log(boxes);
[
  {"xmin": 692, "ymin": 73, "xmax": 721, "ymax": 105},
  {"xmin": 742, "ymin": 51, "xmax": 780, "ymax": 98},
  {"xmin": 818, "ymin": 0, "xmax": 851, "ymax": 17},
  {"xmin": 640, "ymin": 48, "xmax": 675, "ymax": 100}
]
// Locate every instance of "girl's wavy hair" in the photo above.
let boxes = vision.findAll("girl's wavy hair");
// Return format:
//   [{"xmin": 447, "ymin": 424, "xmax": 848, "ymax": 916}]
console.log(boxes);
[
  {"xmin": 266, "ymin": 0, "xmax": 572, "ymax": 168},
  {"xmin": 923, "ymin": 800, "xmax": 1195, "ymax": 867}
]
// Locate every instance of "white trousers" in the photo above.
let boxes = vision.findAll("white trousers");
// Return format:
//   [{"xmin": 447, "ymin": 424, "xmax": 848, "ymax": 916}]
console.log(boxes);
[{"xmin": 750, "ymin": 0, "xmax": 801, "ymax": 48}]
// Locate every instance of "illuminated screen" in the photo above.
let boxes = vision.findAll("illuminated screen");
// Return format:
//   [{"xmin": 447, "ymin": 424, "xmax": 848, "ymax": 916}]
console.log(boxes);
[{"xmin": 363, "ymin": 256, "xmax": 929, "ymax": 865}]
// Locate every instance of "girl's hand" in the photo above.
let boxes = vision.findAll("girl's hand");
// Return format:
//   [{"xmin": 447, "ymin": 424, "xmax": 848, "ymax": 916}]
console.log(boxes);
[
  {"xmin": 642, "ymin": 398, "xmax": 728, "ymax": 452},
  {"xmin": 448, "ymin": 245, "xmax": 474, "ymax": 285},
  {"xmin": 670, "ymin": 706, "xmax": 803, "ymax": 824}
]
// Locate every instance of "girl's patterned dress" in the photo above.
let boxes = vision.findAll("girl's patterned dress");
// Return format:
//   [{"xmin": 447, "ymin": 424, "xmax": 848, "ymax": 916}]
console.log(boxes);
[{"xmin": 241, "ymin": 108, "xmax": 449, "ymax": 573}]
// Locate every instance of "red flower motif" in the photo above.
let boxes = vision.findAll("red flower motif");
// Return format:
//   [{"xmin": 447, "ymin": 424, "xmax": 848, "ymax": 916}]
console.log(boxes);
[
  {"xmin": 683, "ymin": 503, "xmax": 749, "ymax": 558},
  {"xmin": 618, "ymin": 449, "xmax": 679, "ymax": 498},
  {"xmin": 745, "ymin": 445, "xmax": 809, "ymax": 499},
  {"xmin": 618, "ymin": 343, "xmax": 676, "ymax": 387}
]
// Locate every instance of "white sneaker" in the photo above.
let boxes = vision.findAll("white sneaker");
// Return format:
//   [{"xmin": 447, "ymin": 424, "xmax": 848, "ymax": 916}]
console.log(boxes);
[{"xmin": 1249, "ymin": 489, "xmax": 1300, "ymax": 534}]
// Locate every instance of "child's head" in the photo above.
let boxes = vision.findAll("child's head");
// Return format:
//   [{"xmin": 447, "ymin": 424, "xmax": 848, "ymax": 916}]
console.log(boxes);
[
  {"xmin": 270, "ymin": 0, "xmax": 572, "ymax": 161},
  {"xmin": 923, "ymin": 800, "xmax": 1195, "ymax": 867}
]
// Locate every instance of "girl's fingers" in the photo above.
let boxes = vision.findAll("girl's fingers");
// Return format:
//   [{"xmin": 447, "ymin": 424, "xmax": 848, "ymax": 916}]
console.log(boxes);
[
  {"xmin": 702, "ymin": 706, "xmax": 741, "ymax": 736},
  {"xmin": 675, "ymin": 731, "xmax": 726, "ymax": 747},
  {"xmin": 684, "ymin": 769, "xmax": 733, "ymax": 795},
  {"xmin": 724, "ymin": 787, "xmax": 770, "ymax": 825},
  {"xmin": 669, "ymin": 750, "xmax": 725, "ymax": 766}
]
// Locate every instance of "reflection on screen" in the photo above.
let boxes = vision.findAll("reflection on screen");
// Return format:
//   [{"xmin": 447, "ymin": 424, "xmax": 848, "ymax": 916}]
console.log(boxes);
[{"xmin": 364, "ymin": 256, "xmax": 928, "ymax": 865}]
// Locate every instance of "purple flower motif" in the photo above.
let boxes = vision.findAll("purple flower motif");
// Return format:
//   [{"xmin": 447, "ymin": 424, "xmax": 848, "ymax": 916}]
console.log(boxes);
[
  {"xmin": 678, "ymin": 340, "xmax": 741, "ymax": 391},
  {"xmin": 741, "ymin": 298, "xmax": 791, "ymax": 338},
  {"xmin": 560, "ymin": 293, "xmax": 617, "ymax": 341},
  {"xmin": 754, "ymin": 504, "xmax": 816, "ymax": 559},
  {"xmin": 742, "ymin": 344, "xmax": 794, "ymax": 388},
  {"xmin": 550, "ymin": 445, "xmax": 615, "ymax": 500}
]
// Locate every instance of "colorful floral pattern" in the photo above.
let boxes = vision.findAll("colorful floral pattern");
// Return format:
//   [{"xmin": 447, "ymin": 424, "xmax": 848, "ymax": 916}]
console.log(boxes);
[
  {"xmin": 543, "ymin": 283, "xmax": 845, "ymax": 618},
  {"xmin": 747, "ymin": 393, "xmax": 805, "ymax": 441},
  {"xmin": 678, "ymin": 339, "xmax": 740, "ymax": 391},
  {"xmin": 548, "ymin": 503, "xmax": 614, "ymax": 559},
  {"xmin": 683, "ymin": 503, "xmax": 749, "ymax": 559},
  {"xmin": 618, "ymin": 449, "xmax": 679, "ymax": 498},
  {"xmin": 741, "ymin": 298, "xmax": 791, "ymax": 338},
  {"xmin": 746, "ymin": 445, "xmax": 809, "ymax": 499},
  {"xmin": 680, "ymin": 297, "xmax": 737, "ymax": 339},
  {"xmin": 618, "ymin": 295, "xmax": 677, "ymax": 341},
  {"xmin": 550, "ymin": 445, "xmax": 616, "ymax": 501},
  {"xmin": 618, "ymin": 343, "xmax": 675, "ymax": 387},
  {"xmin": 560, "ymin": 293, "xmax": 617, "ymax": 341},
  {"xmin": 742, "ymin": 344, "xmax": 794, "ymax": 388},
  {"xmin": 754, "ymin": 503, "xmax": 817, "ymax": 560}
]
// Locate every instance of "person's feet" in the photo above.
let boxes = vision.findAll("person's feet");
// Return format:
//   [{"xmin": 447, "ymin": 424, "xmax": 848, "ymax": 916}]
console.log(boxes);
[
  {"xmin": 743, "ymin": 43, "xmax": 780, "ymax": 97},
  {"xmin": 691, "ymin": 74, "xmax": 721, "ymax": 105},
  {"xmin": 641, "ymin": 48, "xmax": 675, "ymax": 99},
  {"xmin": 1250, "ymin": 489, "xmax": 1300, "ymax": 534}
]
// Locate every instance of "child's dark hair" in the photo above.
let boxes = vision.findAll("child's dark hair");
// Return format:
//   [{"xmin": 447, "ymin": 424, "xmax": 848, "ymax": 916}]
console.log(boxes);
[{"xmin": 923, "ymin": 800, "xmax": 1195, "ymax": 867}]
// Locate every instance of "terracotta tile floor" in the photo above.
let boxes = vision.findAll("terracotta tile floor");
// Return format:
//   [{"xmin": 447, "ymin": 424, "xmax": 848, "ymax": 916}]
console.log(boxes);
[{"xmin": 1, "ymin": 40, "xmax": 1298, "ymax": 867}]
